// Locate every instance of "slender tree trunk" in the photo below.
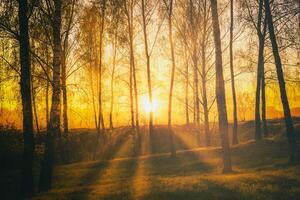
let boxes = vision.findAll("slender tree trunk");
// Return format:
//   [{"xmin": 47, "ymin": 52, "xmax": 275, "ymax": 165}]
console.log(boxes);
[
  {"xmin": 129, "ymin": 52, "xmax": 135, "ymax": 129},
  {"xmin": 210, "ymin": 0, "xmax": 232, "ymax": 173},
  {"xmin": 125, "ymin": 0, "xmax": 141, "ymax": 154},
  {"xmin": 261, "ymin": 10, "xmax": 268, "ymax": 137},
  {"xmin": 131, "ymin": 12, "xmax": 141, "ymax": 153},
  {"xmin": 185, "ymin": 50, "xmax": 190, "ymax": 127},
  {"xmin": 61, "ymin": 0, "xmax": 75, "ymax": 135},
  {"xmin": 193, "ymin": 47, "xmax": 200, "ymax": 146},
  {"xmin": 110, "ymin": 32, "xmax": 117, "ymax": 131},
  {"xmin": 142, "ymin": 0, "xmax": 154, "ymax": 154},
  {"xmin": 39, "ymin": 0, "xmax": 62, "ymax": 191},
  {"xmin": 261, "ymin": 63, "xmax": 268, "ymax": 136},
  {"xmin": 201, "ymin": 46, "xmax": 210, "ymax": 147},
  {"xmin": 90, "ymin": 39, "xmax": 99, "ymax": 160},
  {"xmin": 230, "ymin": 0, "xmax": 238, "ymax": 145},
  {"xmin": 18, "ymin": 0, "xmax": 34, "ymax": 196},
  {"xmin": 61, "ymin": 51, "xmax": 68, "ymax": 134},
  {"xmin": 201, "ymin": 1, "xmax": 210, "ymax": 146},
  {"xmin": 255, "ymin": 0, "xmax": 264, "ymax": 141},
  {"xmin": 88, "ymin": 35, "xmax": 98, "ymax": 131},
  {"xmin": 90, "ymin": 67, "xmax": 98, "ymax": 130},
  {"xmin": 264, "ymin": 0, "xmax": 300, "ymax": 162},
  {"xmin": 45, "ymin": 48, "xmax": 50, "ymax": 130},
  {"xmin": 31, "ymin": 81, "xmax": 40, "ymax": 134},
  {"xmin": 30, "ymin": 39, "xmax": 40, "ymax": 134},
  {"xmin": 166, "ymin": 0, "xmax": 176, "ymax": 157},
  {"xmin": 98, "ymin": 0, "xmax": 106, "ymax": 144}
]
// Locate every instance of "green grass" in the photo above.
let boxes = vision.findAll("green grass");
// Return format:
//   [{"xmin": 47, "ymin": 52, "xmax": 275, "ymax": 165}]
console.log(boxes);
[
  {"xmin": 33, "ymin": 137, "xmax": 300, "ymax": 200},
  {"xmin": 2, "ymin": 120, "xmax": 300, "ymax": 199}
]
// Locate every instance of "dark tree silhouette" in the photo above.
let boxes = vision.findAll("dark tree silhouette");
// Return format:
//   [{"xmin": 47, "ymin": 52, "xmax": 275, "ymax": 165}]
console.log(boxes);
[
  {"xmin": 264, "ymin": 0, "xmax": 300, "ymax": 163},
  {"xmin": 18, "ymin": 0, "xmax": 34, "ymax": 196}
]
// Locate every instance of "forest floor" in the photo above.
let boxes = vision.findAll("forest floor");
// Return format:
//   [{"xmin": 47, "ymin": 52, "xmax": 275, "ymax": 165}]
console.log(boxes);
[
  {"xmin": 32, "ymin": 124, "xmax": 300, "ymax": 200},
  {"xmin": 2, "ymin": 120, "xmax": 300, "ymax": 200}
]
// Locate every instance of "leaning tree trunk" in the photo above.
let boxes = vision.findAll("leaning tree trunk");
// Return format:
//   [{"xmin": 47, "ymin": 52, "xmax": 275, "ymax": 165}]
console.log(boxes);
[
  {"xmin": 39, "ymin": 0, "xmax": 62, "ymax": 191},
  {"xmin": 210, "ymin": 0, "xmax": 232, "ymax": 173},
  {"xmin": 230, "ymin": 0, "xmax": 238, "ymax": 145},
  {"xmin": 264, "ymin": 0, "xmax": 300, "ymax": 162},
  {"xmin": 167, "ymin": 0, "xmax": 176, "ymax": 157},
  {"xmin": 18, "ymin": 0, "xmax": 34, "ymax": 196}
]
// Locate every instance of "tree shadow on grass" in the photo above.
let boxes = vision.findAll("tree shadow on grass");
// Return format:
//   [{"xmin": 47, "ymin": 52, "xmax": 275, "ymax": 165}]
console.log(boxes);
[{"xmin": 65, "ymin": 128, "xmax": 139, "ymax": 199}]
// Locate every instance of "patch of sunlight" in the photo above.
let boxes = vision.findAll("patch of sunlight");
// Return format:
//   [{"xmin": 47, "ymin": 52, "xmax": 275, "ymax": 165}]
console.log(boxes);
[{"xmin": 130, "ymin": 159, "xmax": 151, "ymax": 200}]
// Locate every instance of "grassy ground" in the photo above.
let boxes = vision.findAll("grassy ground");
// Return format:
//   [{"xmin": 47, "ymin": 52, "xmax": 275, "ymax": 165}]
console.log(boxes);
[
  {"xmin": 33, "ymin": 136, "xmax": 300, "ymax": 199},
  {"xmin": 2, "ymin": 120, "xmax": 300, "ymax": 199}
]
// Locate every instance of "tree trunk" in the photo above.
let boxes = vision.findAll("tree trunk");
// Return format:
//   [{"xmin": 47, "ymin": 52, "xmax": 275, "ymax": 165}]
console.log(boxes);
[
  {"xmin": 18, "ymin": 0, "xmax": 34, "ymax": 196},
  {"xmin": 185, "ymin": 52, "xmax": 190, "ymax": 127},
  {"xmin": 98, "ymin": 0, "xmax": 106, "ymax": 145},
  {"xmin": 39, "ymin": 0, "xmax": 62, "ymax": 191},
  {"xmin": 261, "ymin": 62, "xmax": 268, "ymax": 137},
  {"xmin": 125, "ymin": 0, "xmax": 141, "ymax": 154},
  {"xmin": 230, "ymin": 0, "xmax": 238, "ymax": 145},
  {"xmin": 255, "ymin": 0, "xmax": 264, "ymax": 141},
  {"xmin": 129, "ymin": 51, "xmax": 135, "ymax": 129},
  {"xmin": 210, "ymin": 0, "xmax": 232, "ymax": 173},
  {"xmin": 45, "ymin": 47, "xmax": 50, "ymax": 130},
  {"xmin": 61, "ymin": 51, "xmax": 68, "ymax": 134},
  {"xmin": 142, "ymin": 0, "xmax": 154, "ymax": 154},
  {"xmin": 31, "ymin": 80, "xmax": 40, "ymax": 134},
  {"xmin": 167, "ymin": 0, "xmax": 176, "ymax": 157},
  {"xmin": 88, "ymin": 35, "xmax": 98, "ymax": 131},
  {"xmin": 201, "ymin": 0, "xmax": 210, "ymax": 146},
  {"xmin": 110, "ymin": 32, "xmax": 117, "ymax": 131},
  {"xmin": 264, "ymin": 0, "xmax": 300, "ymax": 162},
  {"xmin": 201, "ymin": 46, "xmax": 210, "ymax": 147},
  {"xmin": 193, "ymin": 47, "xmax": 200, "ymax": 146},
  {"xmin": 131, "ymin": 13, "xmax": 141, "ymax": 153}
]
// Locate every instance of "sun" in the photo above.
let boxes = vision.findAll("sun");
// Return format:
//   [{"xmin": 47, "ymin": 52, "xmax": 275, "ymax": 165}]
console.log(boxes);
[{"xmin": 142, "ymin": 95, "xmax": 157, "ymax": 114}]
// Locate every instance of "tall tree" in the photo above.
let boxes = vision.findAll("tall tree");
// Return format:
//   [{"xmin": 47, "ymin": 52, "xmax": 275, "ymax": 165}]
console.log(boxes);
[
  {"xmin": 98, "ymin": 0, "xmax": 106, "ymax": 136},
  {"xmin": 230, "ymin": 0, "xmax": 238, "ymax": 144},
  {"xmin": 163, "ymin": 0, "xmax": 176, "ymax": 156},
  {"xmin": 254, "ymin": 0, "xmax": 264, "ymax": 140},
  {"xmin": 39, "ymin": 0, "xmax": 62, "ymax": 191},
  {"xmin": 188, "ymin": 0, "xmax": 200, "ymax": 146},
  {"xmin": 109, "ymin": 31, "xmax": 117, "ymax": 130},
  {"xmin": 264, "ymin": 0, "xmax": 300, "ymax": 162},
  {"xmin": 141, "ymin": 0, "xmax": 155, "ymax": 153},
  {"xmin": 210, "ymin": 0, "xmax": 232, "ymax": 172},
  {"xmin": 123, "ymin": 0, "xmax": 141, "ymax": 154},
  {"xmin": 199, "ymin": 0, "xmax": 211, "ymax": 146},
  {"xmin": 61, "ymin": 0, "xmax": 76, "ymax": 134},
  {"xmin": 18, "ymin": 0, "xmax": 34, "ymax": 196}
]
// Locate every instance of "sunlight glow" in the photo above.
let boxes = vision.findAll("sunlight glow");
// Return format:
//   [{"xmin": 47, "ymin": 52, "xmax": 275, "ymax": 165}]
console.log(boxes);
[{"xmin": 142, "ymin": 95, "xmax": 157, "ymax": 114}]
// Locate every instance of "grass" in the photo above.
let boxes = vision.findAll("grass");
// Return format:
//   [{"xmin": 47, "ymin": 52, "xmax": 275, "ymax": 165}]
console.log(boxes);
[
  {"xmin": 2, "ymin": 119, "xmax": 300, "ymax": 199},
  {"xmin": 33, "ymin": 137, "xmax": 300, "ymax": 200}
]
